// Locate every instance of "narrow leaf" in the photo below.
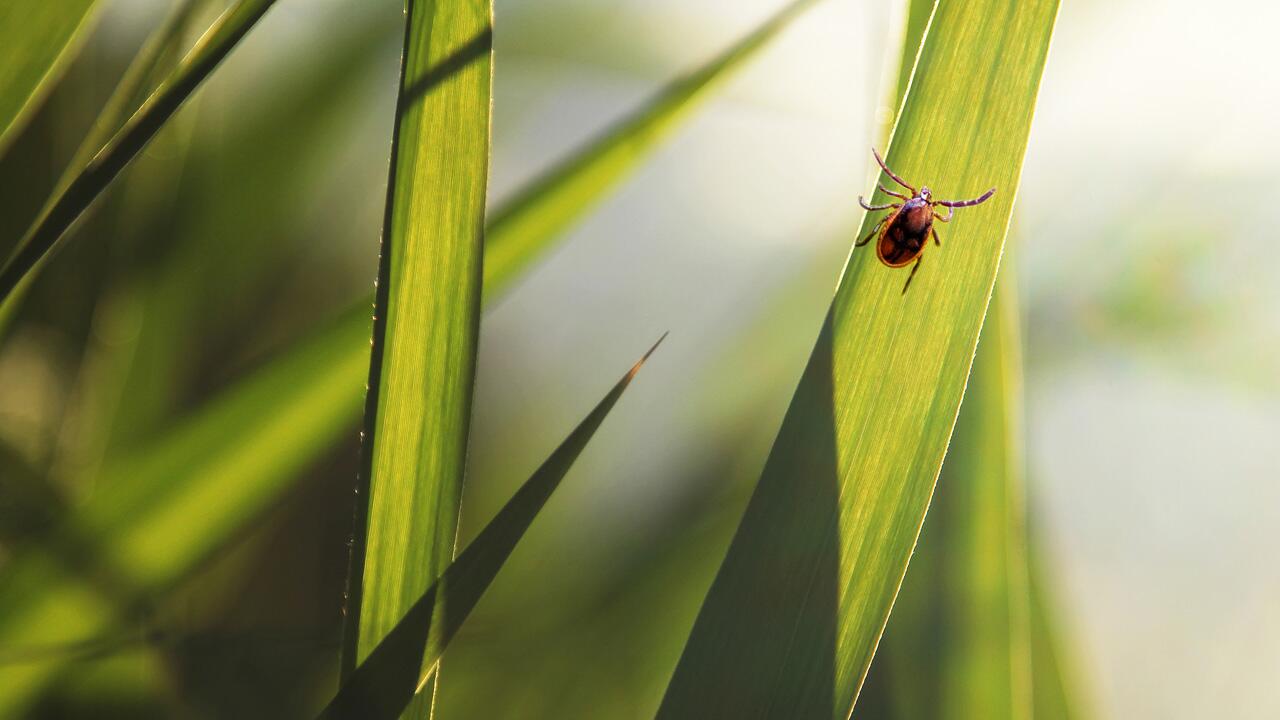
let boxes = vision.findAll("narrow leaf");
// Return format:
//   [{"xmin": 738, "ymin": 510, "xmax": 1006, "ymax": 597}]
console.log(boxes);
[
  {"xmin": 322, "ymin": 337, "xmax": 662, "ymax": 720},
  {"xmin": 0, "ymin": 0, "xmax": 101, "ymax": 154},
  {"xmin": 0, "ymin": 0, "xmax": 279, "ymax": 304},
  {"xmin": 659, "ymin": 2, "xmax": 1060, "ymax": 717},
  {"xmin": 482, "ymin": 0, "xmax": 821, "ymax": 299},
  {"xmin": 340, "ymin": 9, "xmax": 494, "ymax": 720}
]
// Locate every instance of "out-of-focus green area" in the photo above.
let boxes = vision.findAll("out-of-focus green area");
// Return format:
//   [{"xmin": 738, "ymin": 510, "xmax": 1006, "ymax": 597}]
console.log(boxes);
[{"xmin": 0, "ymin": 0, "xmax": 1276, "ymax": 718}]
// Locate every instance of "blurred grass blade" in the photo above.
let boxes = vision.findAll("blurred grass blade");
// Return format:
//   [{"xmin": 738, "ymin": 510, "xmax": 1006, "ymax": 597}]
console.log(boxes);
[
  {"xmin": 856, "ymin": 276, "xmax": 1033, "ymax": 719},
  {"xmin": 0, "ymin": 0, "xmax": 207, "ymax": 357},
  {"xmin": 482, "ymin": 0, "xmax": 821, "ymax": 299},
  {"xmin": 0, "ymin": 306, "xmax": 369, "ymax": 717},
  {"xmin": 658, "ymin": 2, "xmax": 1060, "ymax": 717},
  {"xmin": 0, "ymin": 1, "xmax": 101, "ymax": 155},
  {"xmin": 0, "ymin": 0, "xmax": 279, "ymax": 305},
  {"xmin": 322, "ymin": 338, "xmax": 662, "ymax": 720},
  {"xmin": 340, "ymin": 6, "xmax": 493, "ymax": 719},
  {"xmin": 1029, "ymin": 534, "xmax": 1090, "ymax": 720}
]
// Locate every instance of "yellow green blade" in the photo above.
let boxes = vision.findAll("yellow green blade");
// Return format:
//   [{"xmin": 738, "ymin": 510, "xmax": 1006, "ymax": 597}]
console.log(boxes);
[
  {"xmin": 340, "ymin": 6, "xmax": 493, "ymax": 720},
  {"xmin": 856, "ymin": 276, "xmax": 1033, "ymax": 719},
  {"xmin": 658, "ymin": 2, "xmax": 1060, "ymax": 716},
  {"xmin": 321, "ymin": 338, "xmax": 660, "ymax": 720},
  {"xmin": 0, "ymin": 0, "xmax": 101, "ymax": 155}
]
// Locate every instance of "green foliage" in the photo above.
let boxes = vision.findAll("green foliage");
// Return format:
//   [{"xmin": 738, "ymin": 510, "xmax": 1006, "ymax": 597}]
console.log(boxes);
[
  {"xmin": 659, "ymin": 2, "xmax": 1060, "ymax": 716},
  {"xmin": 0, "ymin": 0, "xmax": 100, "ymax": 154}
]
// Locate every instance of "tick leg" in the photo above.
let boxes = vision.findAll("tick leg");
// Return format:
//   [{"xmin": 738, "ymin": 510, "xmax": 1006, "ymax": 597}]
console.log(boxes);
[
  {"xmin": 878, "ymin": 183, "xmax": 910, "ymax": 201},
  {"xmin": 856, "ymin": 215, "xmax": 889, "ymax": 247},
  {"xmin": 872, "ymin": 147, "xmax": 916, "ymax": 193},
  {"xmin": 932, "ymin": 226, "xmax": 941, "ymax": 247},
  {"xmin": 902, "ymin": 256, "xmax": 921, "ymax": 295},
  {"xmin": 933, "ymin": 206, "xmax": 954, "ymax": 222},
  {"xmin": 859, "ymin": 196, "xmax": 899, "ymax": 212},
  {"xmin": 937, "ymin": 187, "xmax": 996, "ymax": 208}
]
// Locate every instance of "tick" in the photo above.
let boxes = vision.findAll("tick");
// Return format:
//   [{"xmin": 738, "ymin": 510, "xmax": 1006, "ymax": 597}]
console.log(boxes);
[{"xmin": 856, "ymin": 148, "xmax": 996, "ymax": 294}]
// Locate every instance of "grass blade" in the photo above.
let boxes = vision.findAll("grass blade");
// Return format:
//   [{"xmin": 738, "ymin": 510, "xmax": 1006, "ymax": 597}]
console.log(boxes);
[
  {"xmin": 482, "ymin": 0, "xmax": 821, "ymax": 299},
  {"xmin": 658, "ymin": 2, "xmax": 1060, "ymax": 716},
  {"xmin": 0, "ymin": 0, "xmax": 101, "ymax": 155},
  {"xmin": 1029, "ymin": 534, "xmax": 1090, "ymax": 720},
  {"xmin": 340, "ymin": 6, "xmax": 493, "ymax": 719},
  {"xmin": 321, "ymin": 337, "xmax": 662, "ymax": 720},
  {"xmin": 856, "ymin": 276, "xmax": 1033, "ymax": 719},
  {"xmin": 0, "ymin": 0, "xmax": 279, "ymax": 305}
]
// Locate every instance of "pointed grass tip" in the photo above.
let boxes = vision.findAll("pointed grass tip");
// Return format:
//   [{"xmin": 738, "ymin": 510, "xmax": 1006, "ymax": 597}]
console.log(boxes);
[{"xmin": 626, "ymin": 331, "xmax": 669, "ymax": 382}]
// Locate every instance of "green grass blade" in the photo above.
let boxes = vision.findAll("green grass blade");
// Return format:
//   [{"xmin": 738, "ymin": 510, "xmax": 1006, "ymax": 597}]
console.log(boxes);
[
  {"xmin": 321, "ymin": 338, "xmax": 661, "ymax": 720},
  {"xmin": 0, "ymin": 0, "xmax": 101, "ymax": 155},
  {"xmin": 0, "ymin": 0, "xmax": 279, "ymax": 305},
  {"xmin": 658, "ymin": 2, "xmax": 1060, "ymax": 717},
  {"xmin": 482, "ymin": 0, "xmax": 820, "ymax": 299},
  {"xmin": 856, "ymin": 276, "xmax": 1032, "ymax": 719},
  {"xmin": 341, "ymin": 6, "xmax": 494, "ymax": 718}
]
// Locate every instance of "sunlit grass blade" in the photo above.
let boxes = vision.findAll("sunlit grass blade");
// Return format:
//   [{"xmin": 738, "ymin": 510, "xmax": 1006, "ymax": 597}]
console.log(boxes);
[
  {"xmin": 0, "ymin": 0, "xmax": 279, "ymax": 305},
  {"xmin": 658, "ymin": 2, "xmax": 1060, "ymax": 716},
  {"xmin": 856, "ymin": 276, "xmax": 1032, "ymax": 719},
  {"xmin": 321, "ymin": 337, "xmax": 662, "ymax": 720},
  {"xmin": 340, "ymin": 5, "xmax": 493, "ymax": 719},
  {"xmin": 482, "ymin": 0, "xmax": 821, "ymax": 299},
  {"xmin": 0, "ymin": 306, "xmax": 369, "ymax": 717},
  {"xmin": 0, "ymin": 0, "xmax": 101, "ymax": 155}
]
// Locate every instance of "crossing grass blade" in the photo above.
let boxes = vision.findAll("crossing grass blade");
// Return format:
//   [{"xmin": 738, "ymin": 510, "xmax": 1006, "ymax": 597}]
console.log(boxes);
[
  {"xmin": 0, "ymin": 0, "xmax": 279, "ymax": 306},
  {"xmin": 339, "ymin": 6, "xmax": 493, "ymax": 720},
  {"xmin": 856, "ymin": 276, "xmax": 1033, "ymax": 719},
  {"xmin": 0, "ymin": 0, "xmax": 101, "ymax": 155},
  {"xmin": 482, "ymin": 0, "xmax": 821, "ymax": 299},
  {"xmin": 658, "ymin": 2, "xmax": 1060, "ymax": 717},
  {"xmin": 320, "ymin": 337, "xmax": 662, "ymax": 720}
]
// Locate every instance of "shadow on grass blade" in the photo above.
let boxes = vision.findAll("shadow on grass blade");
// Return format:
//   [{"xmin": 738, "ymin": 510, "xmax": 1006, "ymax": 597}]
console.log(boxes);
[{"xmin": 321, "ymin": 335, "xmax": 665, "ymax": 720}]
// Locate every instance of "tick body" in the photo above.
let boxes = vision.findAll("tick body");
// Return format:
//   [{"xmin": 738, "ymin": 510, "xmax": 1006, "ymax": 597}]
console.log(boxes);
[{"xmin": 856, "ymin": 148, "xmax": 996, "ymax": 294}]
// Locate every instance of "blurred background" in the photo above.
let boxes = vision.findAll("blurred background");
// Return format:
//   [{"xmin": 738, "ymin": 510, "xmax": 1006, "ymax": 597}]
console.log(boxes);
[{"xmin": 0, "ymin": 0, "xmax": 1277, "ymax": 717}]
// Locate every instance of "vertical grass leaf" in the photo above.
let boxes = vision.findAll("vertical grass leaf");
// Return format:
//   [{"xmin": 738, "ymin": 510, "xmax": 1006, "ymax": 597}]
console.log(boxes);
[
  {"xmin": 322, "ymin": 337, "xmax": 662, "ymax": 720},
  {"xmin": 341, "ymin": 8, "xmax": 494, "ymax": 720},
  {"xmin": 0, "ymin": 0, "xmax": 101, "ymax": 155},
  {"xmin": 659, "ymin": 2, "xmax": 1060, "ymax": 717}
]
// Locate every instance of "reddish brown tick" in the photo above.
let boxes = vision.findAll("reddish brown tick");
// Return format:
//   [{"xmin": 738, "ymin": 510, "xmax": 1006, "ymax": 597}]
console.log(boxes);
[{"xmin": 857, "ymin": 148, "xmax": 996, "ymax": 294}]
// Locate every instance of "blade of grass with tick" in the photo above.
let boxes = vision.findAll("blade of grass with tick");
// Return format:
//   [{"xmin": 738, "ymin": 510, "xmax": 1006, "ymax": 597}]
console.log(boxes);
[
  {"xmin": 856, "ymin": 275, "xmax": 1033, "ymax": 719},
  {"xmin": 658, "ymin": 2, "xmax": 1060, "ymax": 717},
  {"xmin": 322, "ymin": 338, "xmax": 662, "ymax": 720},
  {"xmin": 340, "ymin": 4, "xmax": 493, "ymax": 719},
  {"xmin": 482, "ymin": 0, "xmax": 822, "ymax": 298},
  {"xmin": 0, "ymin": 0, "xmax": 102, "ymax": 156},
  {"xmin": 0, "ymin": 0, "xmax": 279, "ymax": 306}
]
